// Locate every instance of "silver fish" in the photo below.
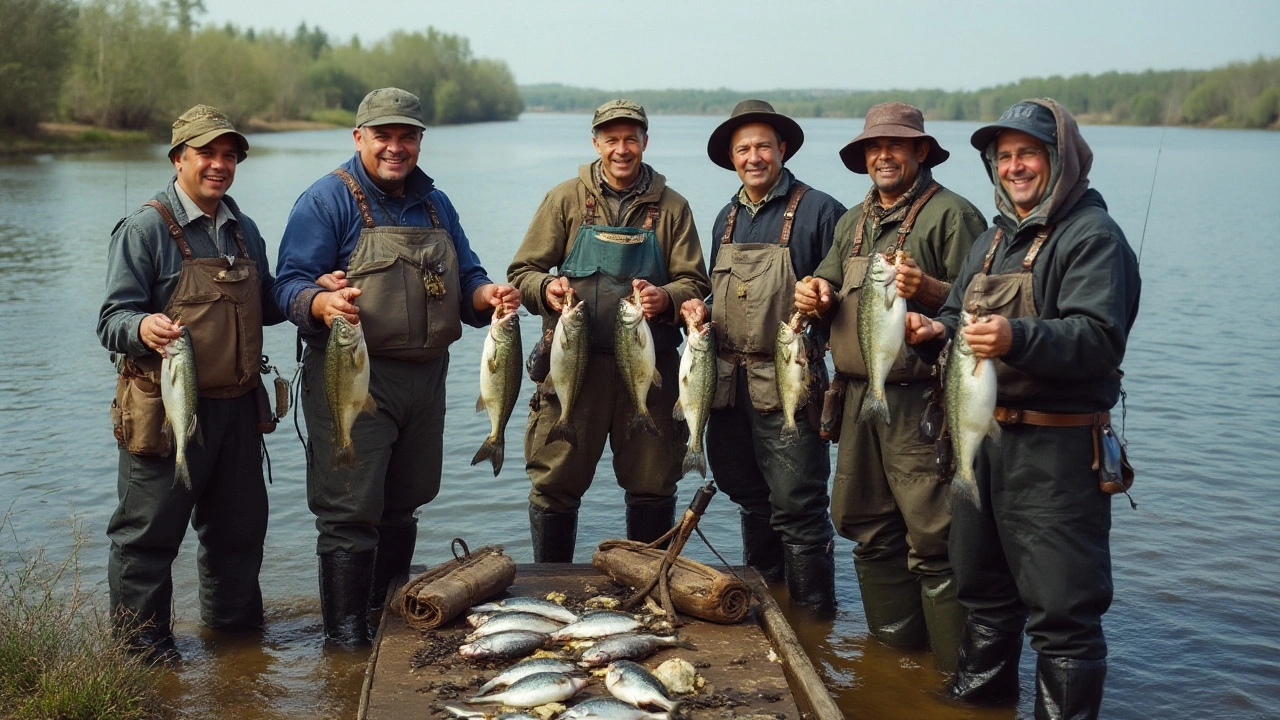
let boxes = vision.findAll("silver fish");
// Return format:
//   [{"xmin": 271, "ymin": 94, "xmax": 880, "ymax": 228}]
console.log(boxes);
[
  {"xmin": 562, "ymin": 697, "xmax": 671, "ymax": 719},
  {"xmin": 857, "ymin": 252, "xmax": 907, "ymax": 425},
  {"xmin": 465, "ymin": 612, "xmax": 564, "ymax": 642},
  {"xmin": 615, "ymin": 285, "xmax": 662, "ymax": 439},
  {"xmin": 545, "ymin": 287, "xmax": 589, "ymax": 447},
  {"xmin": 605, "ymin": 660, "xmax": 678, "ymax": 712},
  {"xmin": 466, "ymin": 671, "xmax": 587, "ymax": 707},
  {"xmin": 470, "ymin": 597, "xmax": 579, "ymax": 623},
  {"xmin": 673, "ymin": 317, "xmax": 715, "ymax": 478},
  {"xmin": 774, "ymin": 312, "xmax": 811, "ymax": 443},
  {"xmin": 472, "ymin": 307, "xmax": 523, "ymax": 475},
  {"xmin": 458, "ymin": 630, "xmax": 549, "ymax": 661},
  {"xmin": 945, "ymin": 311, "xmax": 1000, "ymax": 508},
  {"xmin": 475, "ymin": 657, "xmax": 579, "ymax": 695},
  {"xmin": 579, "ymin": 634, "xmax": 696, "ymax": 667},
  {"xmin": 548, "ymin": 611, "xmax": 643, "ymax": 642},
  {"xmin": 325, "ymin": 316, "xmax": 376, "ymax": 468},
  {"xmin": 443, "ymin": 706, "xmax": 541, "ymax": 720},
  {"xmin": 160, "ymin": 327, "xmax": 200, "ymax": 489}
]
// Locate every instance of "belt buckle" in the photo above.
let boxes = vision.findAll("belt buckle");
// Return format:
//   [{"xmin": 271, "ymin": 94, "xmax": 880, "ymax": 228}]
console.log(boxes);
[{"xmin": 995, "ymin": 407, "xmax": 1022, "ymax": 424}]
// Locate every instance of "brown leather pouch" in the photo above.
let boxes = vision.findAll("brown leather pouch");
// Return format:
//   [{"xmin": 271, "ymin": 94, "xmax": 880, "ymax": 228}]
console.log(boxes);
[
  {"xmin": 819, "ymin": 373, "xmax": 847, "ymax": 441},
  {"xmin": 253, "ymin": 379, "xmax": 277, "ymax": 434},
  {"xmin": 1093, "ymin": 423, "xmax": 1134, "ymax": 494},
  {"xmin": 113, "ymin": 370, "xmax": 172, "ymax": 456}
]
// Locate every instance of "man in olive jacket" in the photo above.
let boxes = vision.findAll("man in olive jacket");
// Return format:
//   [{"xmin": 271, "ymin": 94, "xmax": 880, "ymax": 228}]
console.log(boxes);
[
  {"xmin": 906, "ymin": 99, "xmax": 1140, "ymax": 718},
  {"xmin": 507, "ymin": 100, "xmax": 710, "ymax": 562},
  {"xmin": 795, "ymin": 103, "xmax": 986, "ymax": 671}
]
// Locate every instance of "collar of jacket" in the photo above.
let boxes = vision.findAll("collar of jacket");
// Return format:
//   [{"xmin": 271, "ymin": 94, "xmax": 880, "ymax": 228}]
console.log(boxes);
[
  {"xmin": 344, "ymin": 152, "xmax": 437, "ymax": 206},
  {"xmin": 576, "ymin": 163, "xmax": 668, "ymax": 206},
  {"xmin": 734, "ymin": 167, "xmax": 794, "ymax": 216},
  {"xmin": 863, "ymin": 167, "xmax": 934, "ymax": 225}
]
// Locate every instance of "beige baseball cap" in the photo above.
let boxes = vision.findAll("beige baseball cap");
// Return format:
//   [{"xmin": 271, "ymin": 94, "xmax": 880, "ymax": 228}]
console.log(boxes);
[
  {"xmin": 592, "ymin": 99, "xmax": 648, "ymax": 130},
  {"xmin": 169, "ymin": 105, "xmax": 248, "ymax": 161}
]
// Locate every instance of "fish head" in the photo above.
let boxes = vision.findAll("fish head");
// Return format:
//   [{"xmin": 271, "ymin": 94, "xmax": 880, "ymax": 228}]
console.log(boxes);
[
  {"xmin": 491, "ymin": 305, "xmax": 519, "ymax": 335},
  {"xmin": 868, "ymin": 252, "xmax": 896, "ymax": 285},
  {"xmin": 618, "ymin": 294, "xmax": 644, "ymax": 326},
  {"xmin": 568, "ymin": 676, "xmax": 589, "ymax": 692},
  {"xmin": 331, "ymin": 315, "xmax": 362, "ymax": 348}
]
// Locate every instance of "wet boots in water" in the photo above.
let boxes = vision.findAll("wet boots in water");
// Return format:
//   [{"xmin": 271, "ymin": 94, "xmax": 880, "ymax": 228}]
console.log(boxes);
[
  {"xmin": 948, "ymin": 617, "xmax": 1024, "ymax": 705},
  {"xmin": 368, "ymin": 524, "xmax": 417, "ymax": 628},
  {"xmin": 319, "ymin": 550, "xmax": 375, "ymax": 649},
  {"xmin": 1034, "ymin": 655, "xmax": 1107, "ymax": 720},
  {"xmin": 920, "ymin": 573, "xmax": 966, "ymax": 674},
  {"xmin": 625, "ymin": 498, "xmax": 676, "ymax": 546},
  {"xmin": 740, "ymin": 511, "xmax": 784, "ymax": 583},
  {"xmin": 853, "ymin": 554, "xmax": 928, "ymax": 650},
  {"xmin": 783, "ymin": 540, "xmax": 837, "ymax": 612},
  {"xmin": 529, "ymin": 504, "xmax": 578, "ymax": 563}
]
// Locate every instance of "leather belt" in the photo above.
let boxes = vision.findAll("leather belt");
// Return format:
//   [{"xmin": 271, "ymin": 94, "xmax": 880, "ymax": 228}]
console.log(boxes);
[{"xmin": 993, "ymin": 407, "xmax": 1109, "ymax": 427}]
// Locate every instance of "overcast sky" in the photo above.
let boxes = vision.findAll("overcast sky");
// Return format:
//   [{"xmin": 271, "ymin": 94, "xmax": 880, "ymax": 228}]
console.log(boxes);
[{"xmin": 199, "ymin": 0, "xmax": 1280, "ymax": 92}]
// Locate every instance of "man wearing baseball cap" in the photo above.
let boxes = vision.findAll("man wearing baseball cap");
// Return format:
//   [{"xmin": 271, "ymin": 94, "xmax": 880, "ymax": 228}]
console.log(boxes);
[
  {"xmin": 795, "ymin": 102, "xmax": 986, "ymax": 670},
  {"xmin": 905, "ymin": 99, "xmax": 1141, "ymax": 717},
  {"xmin": 98, "ymin": 104, "xmax": 284, "ymax": 663},
  {"xmin": 508, "ymin": 100, "xmax": 709, "ymax": 562},
  {"xmin": 273, "ymin": 88, "xmax": 520, "ymax": 648},
  {"xmin": 680, "ymin": 99, "xmax": 845, "ymax": 611}
]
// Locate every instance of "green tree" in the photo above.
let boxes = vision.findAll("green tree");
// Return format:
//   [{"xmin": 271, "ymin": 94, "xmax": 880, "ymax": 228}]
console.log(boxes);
[
  {"xmin": 160, "ymin": 0, "xmax": 204, "ymax": 34},
  {"xmin": 0, "ymin": 0, "xmax": 78, "ymax": 132}
]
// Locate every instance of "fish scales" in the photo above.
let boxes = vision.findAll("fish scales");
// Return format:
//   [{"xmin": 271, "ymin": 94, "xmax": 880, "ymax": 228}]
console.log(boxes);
[
  {"xmin": 545, "ymin": 288, "xmax": 589, "ymax": 447},
  {"xmin": 160, "ymin": 328, "xmax": 200, "ymax": 489},
  {"xmin": 472, "ymin": 308, "xmax": 523, "ymax": 475},
  {"xmin": 856, "ymin": 253, "xmax": 907, "ymax": 425},
  {"xmin": 674, "ymin": 318, "xmax": 715, "ymax": 477},
  {"xmin": 774, "ymin": 313, "xmax": 811, "ymax": 443},
  {"xmin": 945, "ymin": 311, "xmax": 1000, "ymax": 508},
  {"xmin": 615, "ymin": 286, "xmax": 662, "ymax": 439},
  {"xmin": 324, "ymin": 316, "xmax": 376, "ymax": 468}
]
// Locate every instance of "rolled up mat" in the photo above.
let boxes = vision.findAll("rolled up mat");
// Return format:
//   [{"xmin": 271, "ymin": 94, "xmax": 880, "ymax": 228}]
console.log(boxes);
[
  {"xmin": 592, "ymin": 539, "xmax": 751, "ymax": 624},
  {"xmin": 393, "ymin": 541, "xmax": 516, "ymax": 631}
]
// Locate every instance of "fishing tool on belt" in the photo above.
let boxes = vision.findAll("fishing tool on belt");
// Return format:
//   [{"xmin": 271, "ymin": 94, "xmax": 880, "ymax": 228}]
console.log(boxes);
[{"xmin": 254, "ymin": 354, "xmax": 292, "ymax": 484}]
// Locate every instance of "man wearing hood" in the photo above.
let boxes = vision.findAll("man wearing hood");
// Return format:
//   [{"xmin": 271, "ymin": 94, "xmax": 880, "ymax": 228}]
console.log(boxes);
[
  {"xmin": 273, "ymin": 88, "xmax": 520, "ymax": 648},
  {"xmin": 508, "ymin": 100, "xmax": 710, "ymax": 562},
  {"xmin": 680, "ymin": 100, "xmax": 845, "ymax": 611},
  {"xmin": 906, "ymin": 99, "xmax": 1141, "ymax": 717},
  {"xmin": 795, "ymin": 102, "xmax": 986, "ymax": 670}
]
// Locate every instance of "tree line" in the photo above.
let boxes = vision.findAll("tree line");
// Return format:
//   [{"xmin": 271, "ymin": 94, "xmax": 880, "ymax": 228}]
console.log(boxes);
[
  {"xmin": 521, "ymin": 56, "xmax": 1280, "ymax": 130},
  {"xmin": 0, "ymin": 0, "xmax": 523, "ymax": 135}
]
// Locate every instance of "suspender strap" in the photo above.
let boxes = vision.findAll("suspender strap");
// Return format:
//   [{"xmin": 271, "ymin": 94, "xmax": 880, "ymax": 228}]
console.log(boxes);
[
  {"xmin": 145, "ymin": 200, "xmax": 192, "ymax": 259},
  {"xmin": 778, "ymin": 182, "xmax": 809, "ymax": 248},
  {"xmin": 720, "ymin": 203, "xmax": 739, "ymax": 245},
  {"xmin": 849, "ymin": 195, "xmax": 874, "ymax": 258},
  {"xmin": 332, "ymin": 169, "xmax": 376, "ymax": 229},
  {"xmin": 981, "ymin": 224, "xmax": 1056, "ymax": 274},
  {"xmin": 423, "ymin": 199, "xmax": 442, "ymax": 229},
  {"xmin": 896, "ymin": 181, "xmax": 941, "ymax": 244},
  {"xmin": 583, "ymin": 195, "xmax": 597, "ymax": 226},
  {"xmin": 640, "ymin": 204, "xmax": 660, "ymax": 231}
]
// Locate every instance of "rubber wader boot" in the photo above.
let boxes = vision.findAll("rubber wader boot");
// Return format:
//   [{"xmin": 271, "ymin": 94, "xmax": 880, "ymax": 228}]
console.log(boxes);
[
  {"xmin": 626, "ymin": 498, "xmax": 676, "ymax": 546},
  {"xmin": 853, "ymin": 555, "xmax": 928, "ymax": 650},
  {"xmin": 110, "ymin": 568, "xmax": 180, "ymax": 666},
  {"xmin": 740, "ymin": 511, "xmax": 784, "ymax": 583},
  {"xmin": 948, "ymin": 618, "xmax": 1023, "ymax": 706},
  {"xmin": 529, "ymin": 504, "xmax": 578, "ymax": 563},
  {"xmin": 921, "ymin": 573, "xmax": 967, "ymax": 674},
  {"xmin": 1034, "ymin": 655, "xmax": 1107, "ymax": 720},
  {"xmin": 318, "ymin": 550, "xmax": 376, "ymax": 649},
  {"xmin": 783, "ymin": 541, "xmax": 837, "ymax": 613},
  {"xmin": 368, "ymin": 524, "xmax": 417, "ymax": 628}
]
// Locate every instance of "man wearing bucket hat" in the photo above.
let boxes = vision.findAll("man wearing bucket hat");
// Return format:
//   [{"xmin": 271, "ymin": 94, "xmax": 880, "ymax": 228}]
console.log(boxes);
[
  {"xmin": 795, "ymin": 102, "xmax": 986, "ymax": 670},
  {"xmin": 272, "ymin": 88, "xmax": 520, "ymax": 648},
  {"xmin": 507, "ymin": 99, "xmax": 709, "ymax": 562},
  {"xmin": 98, "ymin": 104, "xmax": 285, "ymax": 663},
  {"xmin": 905, "ymin": 99, "xmax": 1140, "ymax": 718},
  {"xmin": 679, "ymin": 99, "xmax": 845, "ymax": 610}
]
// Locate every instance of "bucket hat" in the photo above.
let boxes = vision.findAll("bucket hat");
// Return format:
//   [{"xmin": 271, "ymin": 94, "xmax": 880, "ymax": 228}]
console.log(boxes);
[
  {"xmin": 169, "ymin": 105, "xmax": 248, "ymax": 161},
  {"xmin": 356, "ymin": 88, "xmax": 427, "ymax": 129},
  {"xmin": 706, "ymin": 99, "xmax": 804, "ymax": 170},
  {"xmin": 838, "ymin": 102, "xmax": 949, "ymax": 173}
]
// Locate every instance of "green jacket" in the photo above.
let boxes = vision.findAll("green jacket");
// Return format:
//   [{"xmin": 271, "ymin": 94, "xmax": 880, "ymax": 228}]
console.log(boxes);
[{"xmin": 507, "ymin": 162, "xmax": 710, "ymax": 326}]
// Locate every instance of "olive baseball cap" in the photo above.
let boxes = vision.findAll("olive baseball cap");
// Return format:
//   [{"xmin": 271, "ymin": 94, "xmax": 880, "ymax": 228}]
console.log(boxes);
[
  {"xmin": 970, "ymin": 100, "xmax": 1058, "ymax": 151},
  {"xmin": 356, "ymin": 87, "xmax": 427, "ymax": 129},
  {"xmin": 592, "ymin": 99, "xmax": 648, "ymax": 131},
  {"xmin": 168, "ymin": 105, "xmax": 248, "ymax": 161}
]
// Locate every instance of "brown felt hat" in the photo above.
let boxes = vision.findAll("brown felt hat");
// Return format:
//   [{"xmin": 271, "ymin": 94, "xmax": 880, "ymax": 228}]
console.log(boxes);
[
  {"xmin": 592, "ymin": 99, "xmax": 648, "ymax": 130},
  {"xmin": 706, "ymin": 99, "xmax": 803, "ymax": 170},
  {"xmin": 838, "ymin": 102, "xmax": 949, "ymax": 173},
  {"xmin": 169, "ymin": 105, "xmax": 248, "ymax": 161}
]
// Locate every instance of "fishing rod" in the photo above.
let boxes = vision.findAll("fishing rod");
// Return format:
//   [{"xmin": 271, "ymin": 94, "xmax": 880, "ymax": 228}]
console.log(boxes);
[{"xmin": 1136, "ymin": 84, "xmax": 1185, "ymax": 265}]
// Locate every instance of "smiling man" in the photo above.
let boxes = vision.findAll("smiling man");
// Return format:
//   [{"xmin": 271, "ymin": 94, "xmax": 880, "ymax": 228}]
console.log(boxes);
[
  {"xmin": 272, "ymin": 87, "xmax": 519, "ymax": 648},
  {"xmin": 679, "ymin": 100, "xmax": 845, "ymax": 611},
  {"xmin": 98, "ymin": 105, "xmax": 285, "ymax": 664},
  {"xmin": 507, "ymin": 99, "xmax": 709, "ymax": 562},
  {"xmin": 794, "ymin": 102, "xmax": 986, "ymax": 672}
]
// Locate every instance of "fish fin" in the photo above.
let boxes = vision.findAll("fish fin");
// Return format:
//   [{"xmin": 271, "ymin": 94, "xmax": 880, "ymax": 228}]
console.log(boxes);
[
  {"xmin": 475, "ymin": 394, "xmax": 486, "ymax": 412},
  {"xmin": 676, "ymin": 638, "xmax": 698, "ymax": 651},
  {"xmin": 651, "ymin": 367, "xmax": 663, "ymax": 389},
  {"xmin": 192, "ymin": 419, "xmax": 203, "ymax": 448},
  {"xmin": 858, "ymin": 394, "xmax": 890, "ymax": 426},
  {"xmin": 629, "ymin": 412, "xmax": 661, "ymax": 440},
  {"xmin": 671, "ymin": 399, "xmax": 685, "ymax": 422},
  {"xmin": 487, "ymin": 356, "xmax": 498, "ymax": 373},
  {"xmin": 779, "ymin": 422, "xmax": 800, "ymax": 444},
  {"xmin": 682, "ymin": 447, "xmax": 706, "ymax": 479},
  {"xmin": 173, "ymin": 460, "xmax": 191, "ymax": 491},
  {"xmin": 542, "ymin": 374, "xmax": 557, "ymax": 395},
  {"xmin": 883, "ymin": 289, "xmax": 896, "ymax": 310},
  {"xmin": 545, "ymin": 421, "xmax": 578, "ymax": 448},
  {"xmin": 470, "ymin": 436, "xmax": 504, "ymax": 476},
  {"xmin": 949, "ymin": 472, "xmax": 982, "ymax": 510},
  {"xmin": 987, "ymin": 418, "xmax": 1002, "ymax": 440},
  {"xmin": 361, "ymin": 394, "xmax": 378, "ymax": 416},
  {"xmin": 331, "ymin": 442, "xmax": 356, "ymax": 469}
]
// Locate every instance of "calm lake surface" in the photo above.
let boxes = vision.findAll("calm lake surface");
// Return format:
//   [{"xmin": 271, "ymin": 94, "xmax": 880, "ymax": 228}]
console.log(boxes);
[{"xmin": 1, "ymin": 113, "xmax": 1278, "ymax": 719}]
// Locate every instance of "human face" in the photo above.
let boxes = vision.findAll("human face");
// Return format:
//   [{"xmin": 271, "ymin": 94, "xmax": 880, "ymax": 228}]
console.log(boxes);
[
  {"xmin": 995, "ymin": 130, "xmax": 1051, "ymax": 218},
  {"xmin": 730, "ymin": 123, "xmax": 786, "ymax": 203},
  {"xmin": 864, "ymin": 136, "xmax": 929, "ymax": 207},
  {"xmin": 173, "ymin": 135, "xmax": 239, "ymax": 217},
  {"xmin": 592, "ymin": 121, "xmax": 648, "ymax": 190},
  {"xmin": 354, "ymin": 124, "xmax": 422, "ymax": 195}
]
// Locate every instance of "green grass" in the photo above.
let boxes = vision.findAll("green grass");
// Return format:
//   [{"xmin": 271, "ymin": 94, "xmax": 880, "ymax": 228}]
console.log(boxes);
[
  {"xmin": 0, "ymin": 514, "xmax": 162, "ymax": 720},
  {"xmin": 308, "ymin": 108, "xmax": 357, "ymax": 127}
]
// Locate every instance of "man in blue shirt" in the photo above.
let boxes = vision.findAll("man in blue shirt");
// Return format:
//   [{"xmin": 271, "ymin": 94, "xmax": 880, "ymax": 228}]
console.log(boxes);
[{"xmin": 273, "ymin": 88, "xmax": 520, "ymax": 648}]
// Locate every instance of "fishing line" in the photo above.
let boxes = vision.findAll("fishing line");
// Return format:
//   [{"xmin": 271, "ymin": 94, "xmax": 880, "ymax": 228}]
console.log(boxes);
[{"xmin": 1136, "ymin": 127, "xmax": 1164, "ymax": 265}]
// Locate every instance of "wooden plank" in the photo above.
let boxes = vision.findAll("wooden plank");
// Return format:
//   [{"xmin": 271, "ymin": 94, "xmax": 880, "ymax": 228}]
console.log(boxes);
[{"xmin": 361, "ymin": 563, "xmax": 835, "ymax": 719}]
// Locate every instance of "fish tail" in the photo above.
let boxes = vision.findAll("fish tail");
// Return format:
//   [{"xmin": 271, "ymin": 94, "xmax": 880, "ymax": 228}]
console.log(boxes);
[
  {"xmin": 470, "ymin": 436, "xmax": 504, "ymax": 476},
  {"xmin": 629, "ymin": 411, "xmax": 661, "ymax": 439},
  {"xmin": 682, "ymin": 446, "xmax": 706, "ymax": 479},
  {"xmin": 545, "ymin": 420, "xmax": 578, "ymax": 448},
  {"xmin": 949, "ymin": 470, "xmax": 982, "ymax": 510},
  {"xmin": 331, "ymin": 441, "xmax": 356, "ymax": 469},
  {"xmin": 675, "ymin": 638, "xmax": 698, "ymax": 651},
  {"xmin": 173, "ymin": 454, "xmax": 191, "ymax": 491},
  {"xmin": 858, "ymin": 392, "xmax": 890, "ymax": 425},
  {"xmin": 779, "ymin": 419, "xmax": 800, "ymax": 444}
]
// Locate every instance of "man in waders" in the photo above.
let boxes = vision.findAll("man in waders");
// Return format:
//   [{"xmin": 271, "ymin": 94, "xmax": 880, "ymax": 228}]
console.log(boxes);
[
  {"xmin": 272, "ymin": 88, "xmax": 520, "ymax": 648},
  {"xmin": 794, "ymin": 102, "xmax": 986, "ymax": 671},
  {"xmin": 98, "ymin": 105, "xmax": 284, "ymax": 664},
  {"xmin": 679, "ymin": 100, "xmax": 844, "ymax": 611},
  {"xmin": 507, "ymin": 100, "xmax": 710, "ymax": 562},
  {"xmin": 905, "ymin": 99, "xmax": 1140, "ymax": 718}
]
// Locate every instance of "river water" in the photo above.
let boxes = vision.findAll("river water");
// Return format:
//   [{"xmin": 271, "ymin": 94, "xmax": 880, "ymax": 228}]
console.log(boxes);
[{"xmin": 1, "ymin": 114, "xmax": 1277, "ymax": 719}]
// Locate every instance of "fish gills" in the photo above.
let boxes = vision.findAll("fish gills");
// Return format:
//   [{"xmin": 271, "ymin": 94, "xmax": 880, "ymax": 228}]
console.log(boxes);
[
  {"xmin": 945, "ymin": 311, "xmax": 1000, "ymax": 508},
  {"xmin": 472, "ymin": 308, "xmax": 523, "ymax": 475},
  {"xmin": 857, "ymin": 253, "xmax": 907, "ymax": 425},
  {"xmin": 160, "ymin": 328, "xmax": 200, "ymax": 489},
  {"xmin": 774, "ymin": 313, "xmax": 811, "ymax": 443},
  {"xmin": 615, "ymin": 286, "xmax": 662, "ymax": 439},
  {"xmin": 545, "ymin": 288, "xmax": 590, "ymax": 447},
  {"xmin": 325, "ymin": 316, "xmax": 376, "ymax": 469},
  {"xmin": 674, "ymin": 317, "xmax": 715, "ymax": 477}
]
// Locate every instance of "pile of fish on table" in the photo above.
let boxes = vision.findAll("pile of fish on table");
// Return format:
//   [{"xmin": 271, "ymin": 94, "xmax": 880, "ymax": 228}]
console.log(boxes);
[{"xmin": 442, "ymin": 595, "xmax": 701, "ymax": 719}]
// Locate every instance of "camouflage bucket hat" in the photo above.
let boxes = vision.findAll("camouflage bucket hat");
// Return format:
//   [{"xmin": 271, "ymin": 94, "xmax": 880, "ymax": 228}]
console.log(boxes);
[
  {"xmin": 356, "ymin": 88, "xmax": 427, "ymax": 129},
  {"xmin": 592, "ymin": 99, "xmax": 648, "ymax": 131},
  {"xmin": 169, "ymin": 105, "xmax": 248, "ymax": 161}
]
